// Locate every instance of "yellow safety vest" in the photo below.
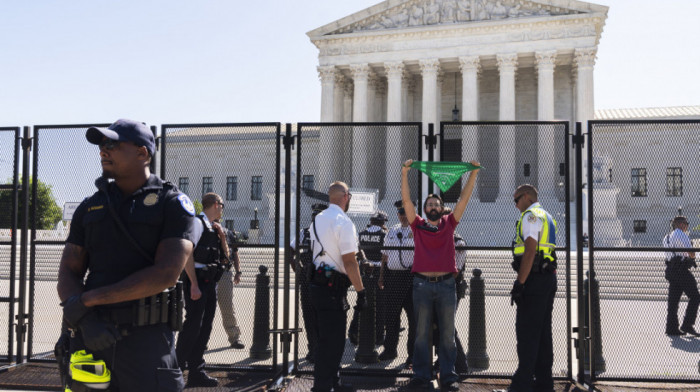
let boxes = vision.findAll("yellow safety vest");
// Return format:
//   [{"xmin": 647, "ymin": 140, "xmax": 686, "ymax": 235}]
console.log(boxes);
[{"xmin": 513, "ymin": 204, "xmax": 557, "ymax": 260}]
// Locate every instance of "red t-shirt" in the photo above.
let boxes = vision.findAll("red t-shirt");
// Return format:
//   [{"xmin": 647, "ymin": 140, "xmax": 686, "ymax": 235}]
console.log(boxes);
[{"xmin": 410, "ymin": 213, "xmax": 458, "ymax": 274}]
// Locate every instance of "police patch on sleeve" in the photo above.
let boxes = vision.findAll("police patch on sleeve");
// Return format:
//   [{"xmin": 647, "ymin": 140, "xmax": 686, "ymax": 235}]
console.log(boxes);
[
  {"xmin": 527, "ymin": 213, "xmax": 538, "ymax": 223},
  {"xmin": 177, "ymin": 194, "xmax": 195, "ymax": 216}
]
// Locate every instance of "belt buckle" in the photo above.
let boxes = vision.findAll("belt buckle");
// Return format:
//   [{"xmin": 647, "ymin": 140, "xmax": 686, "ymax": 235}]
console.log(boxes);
[{"xmin": 428, "ymin": 276, "xmax": 439, "ymax": 283}]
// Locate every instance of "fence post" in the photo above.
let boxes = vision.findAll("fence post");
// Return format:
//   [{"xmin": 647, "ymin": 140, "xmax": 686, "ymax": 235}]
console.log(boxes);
[
  {"xmin": 583, "ymin": 270, "xmax": 605, "ymax": 373},
  {"xmin": 355, "ymin": 275, "xmax": 379, "ymax": 363},
  {"xmin": 250, "ymin": 265, "xmax": 272, "ymax": 360},
  {"xmin": 466, "ymin": 268, "xmax": 489, "ymax": 370}
]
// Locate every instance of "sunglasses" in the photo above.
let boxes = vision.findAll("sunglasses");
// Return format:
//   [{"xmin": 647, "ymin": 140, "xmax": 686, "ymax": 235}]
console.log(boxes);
[
  {"xmin": 514, "ymin": 194, "xmax": 524, "ymax": 204},
  {"xmin": 217, "ymin": 202, "xmax": 225, "ymax": 208},
  {"xmin": 99, "ymin": 139, "xmax": 121, "ymax": 151}
]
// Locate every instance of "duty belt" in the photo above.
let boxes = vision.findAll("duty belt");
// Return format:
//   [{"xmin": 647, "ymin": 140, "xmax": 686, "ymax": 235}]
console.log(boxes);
[{"xmin": 97, "ymin": 283, "xmax": 184, "ymax": 331}]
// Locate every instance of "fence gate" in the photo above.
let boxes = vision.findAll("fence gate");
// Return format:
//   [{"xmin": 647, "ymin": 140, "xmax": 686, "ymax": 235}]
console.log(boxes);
[
  {"xmin": 0, "ymin": 127, "xmax": 21, "ymax": 365},
  {"xmin": 584, "ymin": 120, "xmax": 700, "ymax": 384},
  {"xmin": 161, "ymin": 122, "xmax": 283, "ymax": 372},
  {"xmin": 438, "ymin": 121, "xmax": 573, "ymax": 379}
]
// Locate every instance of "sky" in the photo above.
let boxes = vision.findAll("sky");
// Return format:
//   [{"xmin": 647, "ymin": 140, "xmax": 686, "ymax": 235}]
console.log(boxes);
[{"xmin": 0, "ymin": 0, "xmax": 699, "ymax": 129}]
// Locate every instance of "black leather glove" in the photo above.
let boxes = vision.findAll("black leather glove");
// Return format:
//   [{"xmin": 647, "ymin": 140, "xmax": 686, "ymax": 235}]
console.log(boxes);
[
  {"xmin": 61, "ymin": 294, "xmax": 90, "ymax": 328},
  {"xmin": 354, "ymin": 290, "xmax": 367, "ymax": 311},
  {"xmin": 510, "ymin": 280, "xmax": 524, "ymax": 307},
  {"xmin": 79, "ymin": 312, "xmax": 121, "ymax": 352}
]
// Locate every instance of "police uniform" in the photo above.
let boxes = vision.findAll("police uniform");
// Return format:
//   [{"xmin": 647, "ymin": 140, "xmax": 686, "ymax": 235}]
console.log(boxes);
[
  {"xmin": 453, "ymin": 233, "xmax": 469, "ymax": 374},
  {"xmin": 663, "ymin": 228, "xmax": 699, "ymax": 335},
  {"xmin": 309, "ymin": 203, "xmax": 358, "ymax": 392},
  {"xmin": 216, "ymin": 227, "xmax": 243, "ymax": 347},
  {"xmin": 379, "ymin": 223, "xmax": 415, "ymax": 362},
  {"xmin": 66, "ymin": 174, "xmax": 198, "ymax": 392},
  {"xmin": 349, "ymin": 218, "xmax": 387, "ymax": 345},
  {"xmin": 510, "ymin": 202, "xmax": 557, "ymax": 392},
  {"xmin": 175, "ymin": 212, "xmax": 225, "ymax": 382},
  {"xmin": 291, "ymin": 226, "xmax": 319, "ymax": 361}
]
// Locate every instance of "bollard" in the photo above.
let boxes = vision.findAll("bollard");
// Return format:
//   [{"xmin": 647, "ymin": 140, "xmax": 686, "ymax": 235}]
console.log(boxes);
[
  {"xmin": 249, "ymin": 265, "xmax": 272, "ymax": 360},
  {"xmin": 583, "ymin": 270, "xmax": 606, "ymax": 373},
  {"xmin": 355, "ymin": 273, "xmax": 379, "ymax": 363},
  {"xmin": 466, "ymin": 269, "xmax": 489, "ymax": 370}
]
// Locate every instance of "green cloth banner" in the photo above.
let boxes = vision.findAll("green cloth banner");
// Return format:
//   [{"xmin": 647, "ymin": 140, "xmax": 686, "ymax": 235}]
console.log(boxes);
[{"xmin": 410, "ymin": 161, "xmax": 483, "ymax": 193}]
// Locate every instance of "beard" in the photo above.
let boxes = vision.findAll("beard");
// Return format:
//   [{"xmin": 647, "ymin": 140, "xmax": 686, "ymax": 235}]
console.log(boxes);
[
  {"xmin": 101, "ymin": 169, "xmax": 115, "ymax": 179},
  {"xmin": 426, "ymin": 209, "xmax": 441, "ymax": 222}
]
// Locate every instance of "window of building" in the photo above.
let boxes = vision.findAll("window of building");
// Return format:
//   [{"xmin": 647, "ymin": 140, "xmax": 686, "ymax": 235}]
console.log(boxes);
[
  {"xmin": 631, "ymin": 168, "xmax": 647, "ymax": 197},
  {"xmin": 633, "ymin": 220, "xmax": 647, "ymax": 233},
  {"xmin": 666, "ymin": 167, "xmax": 682, "ymax": 197},
  {"xmin": 178, "ymin": 177, "xmax": 189, "ymax": 195},
  {"xmin": 202, "ymin": 177, "xmax": 213, "ymax": 197},
  {"xmin": 226, "ymin": 176, "xmax": 238, "ymax": 201},
  {"xmin": 225, "ymin": 220, "xmax": 235, "ymax": 231},
  {"xmin": 251, "ymin": 176, "xmax": 262, "ymax": 200},
  {"xmin": 302, "ymin": 175, "xmax": 314, "ymax": 191}
]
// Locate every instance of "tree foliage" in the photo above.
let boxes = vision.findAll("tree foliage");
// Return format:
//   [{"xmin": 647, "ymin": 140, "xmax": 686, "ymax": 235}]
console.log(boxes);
[{"xmin": 0, "ymin": 177, "xmax": 63, "ymax": 230}]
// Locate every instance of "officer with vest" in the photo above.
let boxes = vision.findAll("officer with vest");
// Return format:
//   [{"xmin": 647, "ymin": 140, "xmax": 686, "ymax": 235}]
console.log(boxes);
[
  {"xmin": 663, "ymin": 215, "xmax": 699, "ymax": 336},
  {"xmin": 378, "ymin": 201, "xmax": 415, "ymax": 365},
  {"xmin": 349, "ymin": 211, "xmax": 388, "ymax": 346},
  {"xmin": 176, "ymin": 192, "xmax": 230, "ymax": 387},
  {"xmin": 58, "ymin": 119, "xmax": 198, "ymax": 391},
  {"xmin": 309, "ymin": 181, "xmax": 366, "ymax": 392},
  {"xmin": 508, "ymin": 184, "xmax": 557, "ymax": 392},
  {"xmin": 288, "ymin": 203, "xmax": 328, "ymax": 363}
]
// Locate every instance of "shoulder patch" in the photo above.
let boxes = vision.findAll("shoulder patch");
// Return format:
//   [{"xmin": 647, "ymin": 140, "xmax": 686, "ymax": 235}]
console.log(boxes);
[
  {"xmin": 177, "ymin": 194, "xmax": 195, "ymax": 216},
  {"xmin": 527, "ymin": 214, "xmax": 538, "ymax": 223}
]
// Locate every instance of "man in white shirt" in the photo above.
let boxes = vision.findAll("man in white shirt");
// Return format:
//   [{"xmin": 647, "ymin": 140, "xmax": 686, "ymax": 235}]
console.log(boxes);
[
  {"xmin": 308, "ymin": 181, "xmax": 366, "ymax": 392},
  {"xmin": 662, "ymin": 216, "xmax": 699, "ymax": 336}
]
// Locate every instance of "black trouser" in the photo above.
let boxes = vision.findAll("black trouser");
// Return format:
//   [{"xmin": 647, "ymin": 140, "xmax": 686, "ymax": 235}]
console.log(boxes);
[
  {"xmin": 309, "ymin": 282, "xmax": 349, "ymax": 392},
  {"xmin": 511, "ymin": 272, "xmax": 557, "ymax": 392},
  {"xmin": 298, "ymin": 268, "xmax": 319, "ymax": 356},
  {"xmin": 666, "ymin": 264, "xmax": 700, "ymax": 331},
  {"xmin": 382, "ymin": 270, "xmax": 414, "ymax": 358},
  {"xmin": 73, "ymin": 323, "xmax": 184, "ymax": 392},
  {"xmin": 348, "ymin": 268, "xmax": 384, "ymax": 342},
  {"xmin": 176, "ymin": 276, "xmax": 218, "ymax": 375}
]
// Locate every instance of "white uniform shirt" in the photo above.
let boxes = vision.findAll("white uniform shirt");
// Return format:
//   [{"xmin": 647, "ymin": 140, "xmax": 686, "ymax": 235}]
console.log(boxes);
[
  {"xmin": 382, "ymin": 224, "xmax": 414, "ymax": 270},
  {"xmin": 455, "ymin": 235, "xmax": 467, "ymax": 271},
  {"xmin": 310, "ymin": 204, "xmax": 358, "ymax": 274},
  {"xmin": 663, "ymin": 228, "xmax": 692, "ymax": 260},
  {"xmin": 521, "ymin": 202, "xmax": 545, "ymax": 242}
]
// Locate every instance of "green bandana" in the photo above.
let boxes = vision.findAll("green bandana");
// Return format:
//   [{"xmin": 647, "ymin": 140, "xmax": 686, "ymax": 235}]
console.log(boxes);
[{"xmin": 410, "ymin": 161, "xmax": 482, "ymax": 193}]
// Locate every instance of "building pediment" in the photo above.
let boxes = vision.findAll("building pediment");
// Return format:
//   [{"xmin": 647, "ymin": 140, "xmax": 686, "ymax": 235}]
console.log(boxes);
[{"xmin": 308, "ymin": 0, "xmax": 607, "ymax": 38}]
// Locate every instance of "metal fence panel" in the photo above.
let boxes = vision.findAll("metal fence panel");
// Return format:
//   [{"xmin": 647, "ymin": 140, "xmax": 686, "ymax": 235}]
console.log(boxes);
[
  {"xmin": 588, "ymin": 120, "xmax": 700, "ymax": 381},
  {"xmin": 0, "ymin": 127, "xmax": 21, "ymax": 364},
  {"xmin": 161, "ymin": 123, "xmax": 281, "ymax": 370}
]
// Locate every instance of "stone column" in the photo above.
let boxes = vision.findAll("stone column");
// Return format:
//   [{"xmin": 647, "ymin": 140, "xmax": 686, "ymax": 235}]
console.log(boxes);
[
  {"xmin": 496, "ymin": 54, "xmax": 518, "ymax": 200},
  {"xmin": 318, "ymin": 66, "xmax": 337, "ymax": 192},
  {"xmin": 459, "ymin": 56, "xmax": 481, "ymax": 121},
  {"xmin": 536, "ymin": 50, "xmax": 557, "ymax": 199},
  {"xmin": 436, "ymin": 70, "xmax": 444, "ymax": 124},
  {"xmin": 385, "ymin": 62, "xmax": 405, "ymax": 201},
  {"xmin": 318, "ymin": 65, "xmax": 336, "ymax": 122},
  {"xmin": 574, "ymin": 48, "xmax": 596, "ymax": 129},
  {"xmin": 402, "ymin": 72, "xmax": 415, "ymax": 122},
  {"xmin": 351, "ymin": 64, "xmax": 370, "ymax": 187},
  {"xmin": 333, "ymin": 73, "xmax": 346, "ymax": 122},
  {"xmin": 343, "ymin": 81, "xmax": 354, "ymax": 180},
  {"xmin": 420, "ymin": 59, "xmax": 440, "ymax": 198},
  {"xmin": 343, "ymin": 81, "xmax": 353, "ymax": 122}
]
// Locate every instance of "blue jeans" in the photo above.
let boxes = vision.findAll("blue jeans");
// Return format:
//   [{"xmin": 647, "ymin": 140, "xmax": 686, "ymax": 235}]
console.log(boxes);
[{"xmin": 412, "ymin": 275, "xmax": 458, "ymax": 384}]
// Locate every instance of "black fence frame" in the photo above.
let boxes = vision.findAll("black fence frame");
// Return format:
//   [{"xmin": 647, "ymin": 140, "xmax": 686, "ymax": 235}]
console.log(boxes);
[{"xmin": 0, "ymin": 120, "xmax": 697, "ymax": 389}]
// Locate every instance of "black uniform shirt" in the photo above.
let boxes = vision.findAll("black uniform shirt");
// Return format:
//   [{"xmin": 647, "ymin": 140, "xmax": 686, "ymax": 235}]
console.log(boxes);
[{"xmin": 67, "ymin": 174, "xmax": 197, "ymax": 294}]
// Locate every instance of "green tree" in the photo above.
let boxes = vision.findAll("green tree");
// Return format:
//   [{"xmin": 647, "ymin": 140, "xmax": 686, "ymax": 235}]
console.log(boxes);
[
  {"xmin": 0, "ymin": 177, "xmax": 62, "ymax": 230},
  {"xmin": 193, "ymin": 199, "xmax": 203, "ymax": 216}
]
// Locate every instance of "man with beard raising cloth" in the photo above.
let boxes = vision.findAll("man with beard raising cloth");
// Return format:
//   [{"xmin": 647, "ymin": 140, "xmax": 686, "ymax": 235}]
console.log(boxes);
[{"xmin": 401, "ymin": 159, "xmax": 480, "ymax": 391}]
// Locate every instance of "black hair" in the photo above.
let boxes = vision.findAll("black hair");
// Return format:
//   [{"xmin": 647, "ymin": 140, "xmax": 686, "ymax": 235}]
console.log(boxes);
[{"xmin": 423, "ymin": 193, "xmax": 444, "ymax": 211}]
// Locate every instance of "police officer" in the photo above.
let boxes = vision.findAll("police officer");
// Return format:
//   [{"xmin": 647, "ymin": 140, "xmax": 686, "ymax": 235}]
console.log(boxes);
[
  {"xmin": 176, "ymin": 192, "xmax": 229, "ymax": 387},
  {"xmin": 349, "ymin": 211, "xmax": 388, "ymax": 346},
  {"xmin": 378, "ymin": 201, "xmax": 415, "ymax": 365},
  {"xmin": 288, "ymin": 203, "xmax": 328, "ymax": 363},
  {"xmin": 58, "ymin": 119, "xmax": 197, "ymax": 391},
  {"xmin": 508, "ymin": 184, "xmax": 557, "ymax": 392},
  {"xmin": 663, "ymin": 216, "xmax": 699, "ymax": 336},
  {"xmin": 215, "ymin": 221, "xmax": 245, "ymax": 349},
  {"xmin": 309, "ymin": 181, "xmax": 366, "ymax": 392}
]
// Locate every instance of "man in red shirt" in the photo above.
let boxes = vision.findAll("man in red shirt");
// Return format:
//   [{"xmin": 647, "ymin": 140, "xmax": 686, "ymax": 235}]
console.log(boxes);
[{"xmin": 400, "ymin": 159, "xmax": 479, "ymax": 391}]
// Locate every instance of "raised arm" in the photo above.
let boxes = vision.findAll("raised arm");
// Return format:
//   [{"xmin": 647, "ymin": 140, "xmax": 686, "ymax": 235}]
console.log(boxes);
[
  {"xmin": 452, "ymin": 160, "xmax": 480, "ymax": 223},
  {"xmin": 401, "ymin": 159, "xmax": 417, "ymax": 225}
]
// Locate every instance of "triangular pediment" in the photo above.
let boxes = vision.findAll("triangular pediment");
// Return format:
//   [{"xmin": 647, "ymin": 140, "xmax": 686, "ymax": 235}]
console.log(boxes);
[{"xmin": 308, "ymin": 0, "xmax": 608, "ymax": 38}]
